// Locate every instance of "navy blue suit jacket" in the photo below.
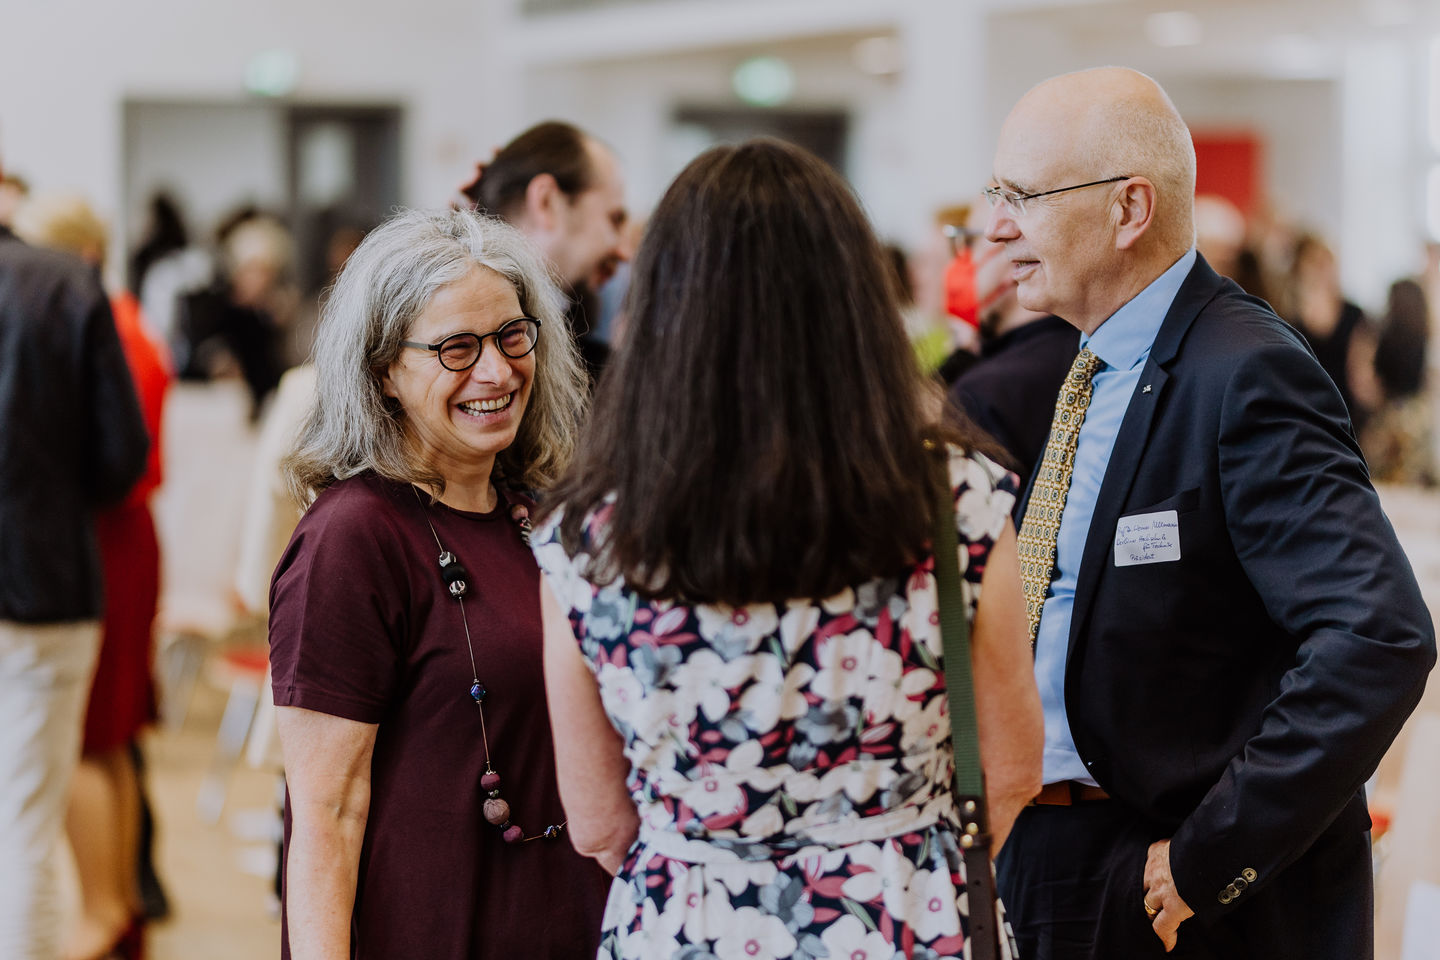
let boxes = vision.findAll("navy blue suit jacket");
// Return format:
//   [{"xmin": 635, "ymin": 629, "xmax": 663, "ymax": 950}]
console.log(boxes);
[{"xmin": 1027, "ymin": 254, "xmax": 1434, "ymax": 950}]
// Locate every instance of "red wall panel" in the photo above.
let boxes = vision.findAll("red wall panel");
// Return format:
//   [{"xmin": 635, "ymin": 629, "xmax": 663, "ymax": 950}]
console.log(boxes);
[{"xmin": 1192, "ymin": 131, "xmax": 1262, "ymax": 216}]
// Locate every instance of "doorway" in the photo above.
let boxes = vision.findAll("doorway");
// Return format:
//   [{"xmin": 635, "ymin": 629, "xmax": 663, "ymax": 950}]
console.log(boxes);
[{"xmin": 121, "ymin": 98, "xmax": 402, "ymax": 296}]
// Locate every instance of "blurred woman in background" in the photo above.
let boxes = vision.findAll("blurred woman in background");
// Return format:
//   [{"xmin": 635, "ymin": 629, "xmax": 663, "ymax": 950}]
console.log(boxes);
[
  {"xmin": 1363, "ymin": 278, "xmax": 1436, "ymax": 486},
  {"xmin": 173, "ymin": 211, "xmax": 296, "ymax": 419},
  {"xmin": 1283, "ymin": 233, "xmax": 1378, "ymax": 431}
]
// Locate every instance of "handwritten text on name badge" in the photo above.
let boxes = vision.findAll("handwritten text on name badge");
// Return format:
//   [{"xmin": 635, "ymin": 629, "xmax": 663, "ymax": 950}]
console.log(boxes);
[{"xmin": 1113, "ymin": 509, "xmax": 1181, "ymax": 567}]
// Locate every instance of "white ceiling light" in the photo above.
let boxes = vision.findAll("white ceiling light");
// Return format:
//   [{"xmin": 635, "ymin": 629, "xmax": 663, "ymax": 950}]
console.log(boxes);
[
  {"xmin": 244, "ymin": 50, "xmax": 299, "ymax": 98},
  {"xmin": 732, "ymin": 56, "xmax": 796, "ymax": 108},
  {"xmin": 853, "ymin": 36, "xmax": 903, "ymax": 76},
  {"xmin": 1145, "ymin": 11, "xmax": 1203, "ymax": 48}
]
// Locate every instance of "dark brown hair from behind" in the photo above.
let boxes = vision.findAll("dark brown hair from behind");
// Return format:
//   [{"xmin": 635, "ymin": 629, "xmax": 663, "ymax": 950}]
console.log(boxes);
[
  {"xmin": 540, "ymin": 137, "xmax": 989, "ymax": 607},
  {"xmin": 1374, "ymin": 278, "xmax": 1429, "ymax": 400},
  {"xmin": 474, "ymin": 121, "xmax": 596, "ymax": 220}
]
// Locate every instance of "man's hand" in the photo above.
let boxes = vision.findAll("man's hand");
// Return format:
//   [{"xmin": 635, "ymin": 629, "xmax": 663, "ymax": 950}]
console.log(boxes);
[{"xmin": 1142, "ymin": 839, "xmax": 1195, "ymax": 952}]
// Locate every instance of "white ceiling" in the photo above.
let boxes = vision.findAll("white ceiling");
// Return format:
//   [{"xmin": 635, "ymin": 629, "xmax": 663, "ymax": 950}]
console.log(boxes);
[
  {"xmin": 994, "ymin": 0, "xmax": 1440, "ymax": 80},
  {"xmin": 515, "ymin": 0, "xmax": 1440, "ymax": 87}
]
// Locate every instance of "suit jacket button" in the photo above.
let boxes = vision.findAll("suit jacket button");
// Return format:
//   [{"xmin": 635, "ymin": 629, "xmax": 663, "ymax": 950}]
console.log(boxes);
[
  {"xmin": 1234, "ymin": 877, "xmax": 1248, "ymax": 891},
  {"xmin": 1218, "ymin": 891, "xmax": 1233, "ymax": 905},
  {"xmin": 1242, "ymin": 868, "xmax": 1257, "ymax": 883}
]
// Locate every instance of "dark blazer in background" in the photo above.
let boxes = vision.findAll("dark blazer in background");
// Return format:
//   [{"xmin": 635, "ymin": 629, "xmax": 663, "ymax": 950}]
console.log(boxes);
[
  {"xmin": 1017, "ymin": 254, "xmax": 1434, "ymax": 957},
  {"xmin": 948, "ymin": 314, "xmax": 1079, "ymax": 484},
  {"xmin": 0, "ymin": 227, "xmax": 149, "ymax": 623}
]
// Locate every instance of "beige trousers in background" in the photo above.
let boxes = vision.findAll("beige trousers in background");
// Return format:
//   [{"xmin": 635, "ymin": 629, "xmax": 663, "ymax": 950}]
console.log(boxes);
[{"xmin": 0, "ymin": 620, "xmax": 100, "ymax": 960}]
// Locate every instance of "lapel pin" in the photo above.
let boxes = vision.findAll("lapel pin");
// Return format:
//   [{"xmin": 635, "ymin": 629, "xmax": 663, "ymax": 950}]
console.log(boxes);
[{"xmin": 1142, "ymin": 384, "xmax": 1152, "ymax": 394}]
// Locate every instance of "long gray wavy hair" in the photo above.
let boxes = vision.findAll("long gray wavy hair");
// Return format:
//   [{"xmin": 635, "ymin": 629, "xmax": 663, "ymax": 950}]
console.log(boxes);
[{"xmin": 283, "ymin": 207, "xmax": 588, "ymax": 503}]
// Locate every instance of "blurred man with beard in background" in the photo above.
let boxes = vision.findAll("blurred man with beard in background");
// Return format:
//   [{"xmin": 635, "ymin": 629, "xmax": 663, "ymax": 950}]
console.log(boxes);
[{"xmin": 460, "ymin": 121, "xmax": 629, "ymax": 385}]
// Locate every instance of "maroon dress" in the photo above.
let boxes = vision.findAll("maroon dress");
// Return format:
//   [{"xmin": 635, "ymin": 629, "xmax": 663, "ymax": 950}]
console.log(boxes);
[{"xmin": 269, "ymin": 472, "xmax": 609, "ymax": 959}]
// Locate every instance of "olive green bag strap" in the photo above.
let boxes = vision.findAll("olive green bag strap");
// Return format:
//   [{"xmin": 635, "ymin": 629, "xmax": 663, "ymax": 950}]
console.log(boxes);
[{"xmin": 930, "ymin": 452, "xmax": 1001, "ymax": 960}]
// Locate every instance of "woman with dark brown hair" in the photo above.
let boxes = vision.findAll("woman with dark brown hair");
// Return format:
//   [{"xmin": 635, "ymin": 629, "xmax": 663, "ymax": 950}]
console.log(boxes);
[
  {"xmin": 1283, "ymin": 233, "xmax": 1378, "ymax": 430},
  {"xmin": 532, "ymin": 139, "xmax": 1042, "ymax": 959},
  {"xmin": 1362, "ymin": 278, "xmax": 1436, "ymax": 485}
]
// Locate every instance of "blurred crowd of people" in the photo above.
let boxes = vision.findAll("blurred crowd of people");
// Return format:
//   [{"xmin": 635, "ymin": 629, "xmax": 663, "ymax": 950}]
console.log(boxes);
[
  {"xmin": 4, "ymin": 130, "xmax": 1434, "ymax": 495},
  {"xmin": 1189, "ymin": 199, "xmax": 1438, "ymax": 487},
  {"xmin": 906, "ymin": 189, "xmax": 1439, "ymax": 488}
]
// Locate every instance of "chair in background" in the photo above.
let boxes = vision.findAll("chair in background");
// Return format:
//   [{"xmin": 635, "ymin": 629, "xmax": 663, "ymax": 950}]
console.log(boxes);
[{"xmin": 150, "ymin": 379, "xmax": 263, "ymax": 823}]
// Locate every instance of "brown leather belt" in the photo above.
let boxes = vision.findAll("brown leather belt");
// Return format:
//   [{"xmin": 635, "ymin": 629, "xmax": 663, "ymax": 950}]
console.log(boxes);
[{"xmin": 1031, "ymin": 781, "xmax": 1111, "ymax": 806}]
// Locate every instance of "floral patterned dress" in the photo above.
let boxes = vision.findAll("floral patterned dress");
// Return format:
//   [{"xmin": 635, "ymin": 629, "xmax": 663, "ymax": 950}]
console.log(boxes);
[{"xmin": 532, "ymin": 449, "xmax": 1021, "ymax": 960}]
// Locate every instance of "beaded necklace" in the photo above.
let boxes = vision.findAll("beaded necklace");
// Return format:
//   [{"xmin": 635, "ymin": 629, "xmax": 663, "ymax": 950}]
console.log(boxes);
[{"xmin": 413, "ymin": 485, "xmax": 566, "ymax": 845}]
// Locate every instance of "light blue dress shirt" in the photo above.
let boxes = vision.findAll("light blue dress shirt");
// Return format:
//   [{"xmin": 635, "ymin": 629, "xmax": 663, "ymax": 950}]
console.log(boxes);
[{"xmin": 1035, "ymin": 248, "xmax": 1197, "ymax": 785}]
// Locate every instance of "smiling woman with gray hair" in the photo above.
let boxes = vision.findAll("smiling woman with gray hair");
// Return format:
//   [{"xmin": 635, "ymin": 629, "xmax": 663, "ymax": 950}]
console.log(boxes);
[{"xmin": 268, "ymin": 207, "xmax": 604, "ymax": 960}]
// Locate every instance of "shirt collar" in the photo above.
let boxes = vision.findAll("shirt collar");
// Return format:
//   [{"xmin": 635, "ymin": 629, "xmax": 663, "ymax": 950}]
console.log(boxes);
[{"xmin": 1081, "ymin": 248, "xmax": 1196, "ymax": 372}]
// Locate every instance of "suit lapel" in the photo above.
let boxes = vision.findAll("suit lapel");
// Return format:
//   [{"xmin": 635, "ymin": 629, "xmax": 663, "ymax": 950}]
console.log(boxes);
[{"xmin": 1065, "ymin": 255, "xmax": 1226, "ymax": 660}]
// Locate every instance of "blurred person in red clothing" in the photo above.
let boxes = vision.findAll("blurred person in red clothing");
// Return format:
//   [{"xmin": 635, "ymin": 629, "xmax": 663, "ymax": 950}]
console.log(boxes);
[
  {"xmin": 16, "ymin": 193, "xmax": 171, "ymax": 960},
  {"xmin": 922, "ymin": 204, "xmax": 984, "ymax": 384},
  {"xmin": 947, "ymin": 199, "xmax": 1080, "ymax": 483}
]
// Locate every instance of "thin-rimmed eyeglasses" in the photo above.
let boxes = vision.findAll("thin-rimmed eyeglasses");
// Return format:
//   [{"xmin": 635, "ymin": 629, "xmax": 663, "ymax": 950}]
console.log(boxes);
[{"xmin": 983, "ymin": 176, "xmax": 1132, "ymax": 218}]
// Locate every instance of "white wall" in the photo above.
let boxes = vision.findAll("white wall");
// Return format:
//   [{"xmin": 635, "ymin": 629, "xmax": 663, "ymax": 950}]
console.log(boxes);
[
  {"xmin": 1339, "ymin": 37, "xmax": 1431, "ymax": 310},
  {"xmin": 984, "ymin": 16, "xmax": 1345, "ymax": 240},
  {"xmin": 520, "ymin": 10, "xmax": 998, "ymax": 253},
  {"xmin": 1, "ymin": 0, "xmax": 1429, "ymax": 314},
  {"xmin": 1166, "ymin": 76, "xmax": 1343, "ymax": 246},
  {"xmin": 123, "ymin": 102, "xmax": 289, "ymax": 242},
  {"xmin": 520, "ymin": 37, "xmax": 918, "ymax": 235},
  {"xmin": 519, "ymin": 1, "xmax": 1358, "ymax": 268},
  {"xmin": 0, "ymin": 0, "xmax": 507, "ymax": 257},
  {"xmin": 982, "ymin": 9, "xmax": 1435, "ymax": 313}
]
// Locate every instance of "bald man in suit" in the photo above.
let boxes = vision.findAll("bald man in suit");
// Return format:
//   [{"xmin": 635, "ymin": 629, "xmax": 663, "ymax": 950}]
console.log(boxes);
[{"xmin": 985, "ymin": 67, "xmax": 1434, "ymax": 960}]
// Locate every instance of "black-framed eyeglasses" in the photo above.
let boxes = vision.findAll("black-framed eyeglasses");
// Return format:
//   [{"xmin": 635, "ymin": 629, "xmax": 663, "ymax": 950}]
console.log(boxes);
[
  {"xmin": 983, "ymin": 176, "xmax": 1132, "ymax": 218},
  {"xmin": 400, "ymin": 317, "xmax": 541, "ymax": 372}
]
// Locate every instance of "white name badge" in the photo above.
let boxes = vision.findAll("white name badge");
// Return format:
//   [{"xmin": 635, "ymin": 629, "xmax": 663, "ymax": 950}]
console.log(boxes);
[{"xmin": 1113, "ymin": 509, "xmax": 1181, "ymax": 567}]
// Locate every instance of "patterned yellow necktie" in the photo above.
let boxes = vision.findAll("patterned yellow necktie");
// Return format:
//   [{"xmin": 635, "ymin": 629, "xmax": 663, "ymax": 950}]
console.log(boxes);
[{"xmin": 1016, "ymin": 347, "xmax": 1105, "ymax": 646}]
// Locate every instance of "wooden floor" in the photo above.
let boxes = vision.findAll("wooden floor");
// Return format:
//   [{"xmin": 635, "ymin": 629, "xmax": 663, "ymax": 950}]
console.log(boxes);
[{"xmin": 125, "ymin": 669, "xmax": 281, "ymax": 959}]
